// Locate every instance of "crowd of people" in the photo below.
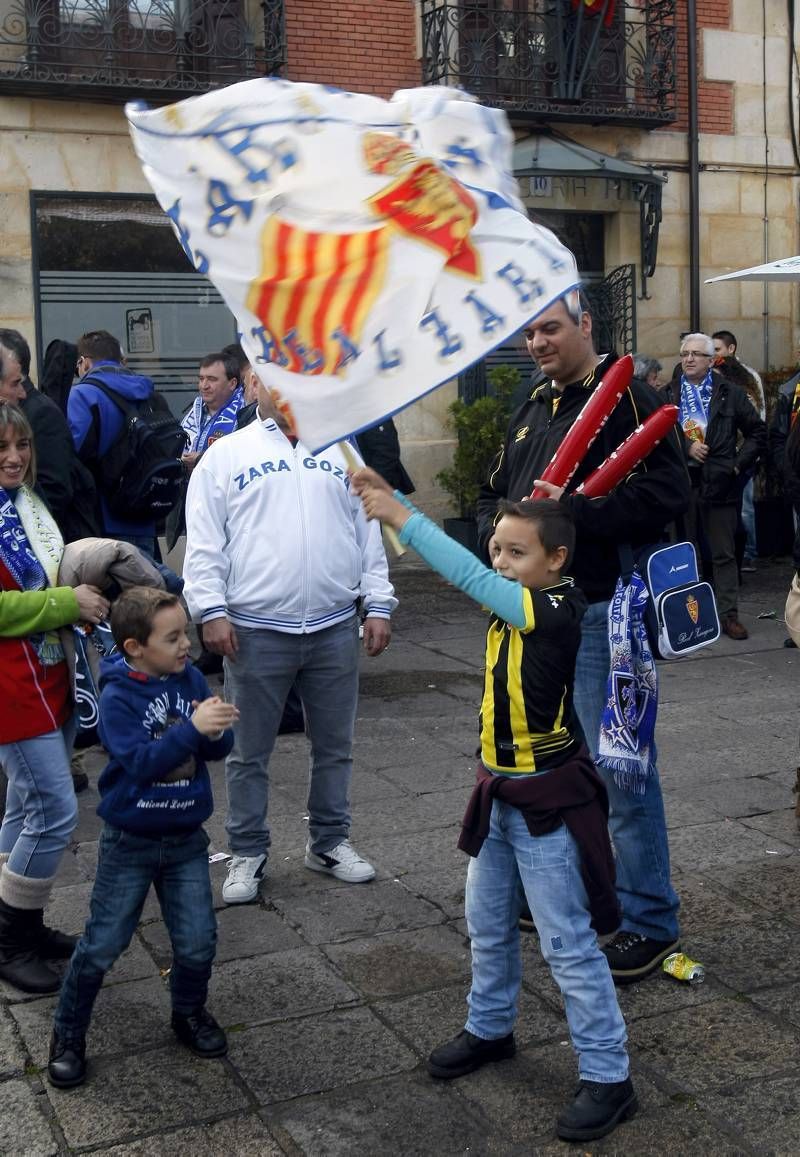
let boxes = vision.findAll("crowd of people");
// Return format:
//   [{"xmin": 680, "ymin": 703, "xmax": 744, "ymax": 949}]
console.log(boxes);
[{"xmin": 0, "ymin": 299, "xmax": 797, "ymax": 1143}]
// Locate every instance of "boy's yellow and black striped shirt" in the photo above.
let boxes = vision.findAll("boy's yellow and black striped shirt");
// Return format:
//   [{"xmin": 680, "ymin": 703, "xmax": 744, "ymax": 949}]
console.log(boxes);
[{"xmin": 479, "ymin": 578, "xmax": 587, "ymax": 775}]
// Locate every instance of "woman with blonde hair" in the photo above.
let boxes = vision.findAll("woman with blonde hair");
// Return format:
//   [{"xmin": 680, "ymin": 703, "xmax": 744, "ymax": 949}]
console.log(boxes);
[{"xmin": 0, "ymin": 403, "xmax": 110, "ymax": 992}]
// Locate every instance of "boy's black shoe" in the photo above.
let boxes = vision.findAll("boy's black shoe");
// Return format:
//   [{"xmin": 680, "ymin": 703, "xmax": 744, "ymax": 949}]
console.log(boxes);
[
  {"xmin": 602, "ymin": 931, "xmax": 680, "ymax": 984},
  {"xmin": 427, "ymin": 1029, "xmax": 516, "ymax": 1079},
  {"xmin": 557, "ymin": 1077, "xmax": 638, "ymax": 1141},
  {"xmin": 171, "ymin": 1008, "xmax": 228, "ymax": 1058},
  {"xmin": 47, "ymin": 1031, "xmax": 87, "ymax": 1088}
]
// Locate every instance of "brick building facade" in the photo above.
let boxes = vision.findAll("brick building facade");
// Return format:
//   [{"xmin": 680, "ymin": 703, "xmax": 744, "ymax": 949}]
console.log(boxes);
[{"xmin": 0, "ymin": 0, "xmax": 797, "ymax": 513}]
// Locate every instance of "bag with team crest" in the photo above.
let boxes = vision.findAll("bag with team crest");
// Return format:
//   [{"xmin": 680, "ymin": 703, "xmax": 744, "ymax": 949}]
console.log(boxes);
[{"xmin": 633, "ymin": 542, "xmax": 720, "ymax": 660}]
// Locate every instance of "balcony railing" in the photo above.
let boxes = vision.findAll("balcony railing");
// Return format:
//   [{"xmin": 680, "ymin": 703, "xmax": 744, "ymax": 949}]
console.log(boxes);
[
  {"xmin": 421, "ymin": 1, "xmax": 676, "ymax": 129},
  {"xmin": 0, "ymin": 0, "xmax": 285, "ymax": 99}
]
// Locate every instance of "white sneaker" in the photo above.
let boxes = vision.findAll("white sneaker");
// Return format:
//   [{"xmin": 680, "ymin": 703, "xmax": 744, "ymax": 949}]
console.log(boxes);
[
  {"xmin": 304, "ymin": 840, "xmax": 375, "ymax": 883},
  {"xmin": 222, "ymin": 854, "xmax": 267, "ymax": 904}
]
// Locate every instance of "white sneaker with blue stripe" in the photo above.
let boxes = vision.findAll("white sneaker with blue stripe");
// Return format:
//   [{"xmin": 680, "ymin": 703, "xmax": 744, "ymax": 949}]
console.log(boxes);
[{"xmin": 304, "ymin": 840, "xmax": 375, "ymax": 883}]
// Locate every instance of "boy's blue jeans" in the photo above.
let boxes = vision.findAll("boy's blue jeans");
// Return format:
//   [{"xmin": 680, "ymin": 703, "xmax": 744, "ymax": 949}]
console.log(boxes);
[
  {"xmin": 54, "ymin": 825, "xmax": 216, "ymax": 1044},
  {"xmin": 573, "ymin": 600, "xmax": 680, "ymax": 943},
  {"xmin": 465, "ymin": 800, "xmax": 629, "ymax": 1084}
]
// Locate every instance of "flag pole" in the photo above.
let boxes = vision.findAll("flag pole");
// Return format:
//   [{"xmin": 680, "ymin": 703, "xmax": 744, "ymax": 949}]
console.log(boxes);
[{"xmin": 339, "ymin": 441, "xmax": 406, "ymax": 557}]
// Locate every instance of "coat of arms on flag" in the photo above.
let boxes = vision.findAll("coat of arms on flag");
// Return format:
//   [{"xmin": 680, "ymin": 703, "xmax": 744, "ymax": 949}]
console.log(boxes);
[{"xmin": 126, "ymin": 80, "xmax": 579, "ymax": 452}]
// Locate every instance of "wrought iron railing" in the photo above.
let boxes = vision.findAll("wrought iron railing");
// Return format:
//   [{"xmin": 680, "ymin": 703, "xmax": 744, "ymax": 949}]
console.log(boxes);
[
  {"xmin": 421, "ymin": 0, "xmax": 676, "ymax": 128},
  {"xmin": 0, "ymin": 0, "xmax": 285, "ymax": 98}
]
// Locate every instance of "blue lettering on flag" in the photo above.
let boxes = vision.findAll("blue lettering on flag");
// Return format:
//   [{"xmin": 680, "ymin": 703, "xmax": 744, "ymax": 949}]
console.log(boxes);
[
  {"xmin": 206, "ymin": 179, "xmax": 254, "ymax": 236},
  {"xmin": 464, "ymin": 290, "xmax": 505, "ymax": 336},
  {"xmin": 250, "ymin": 325, "xmax": 289, "ymax": 368},
  {"xmin": 284, "ymin": 329, "xmax": 323, "ymax": 373},
  {"xmin": 200, "ymin": 114, "xmax": 296, "ymax": 185},
  {"xmin": 495, "ymin": 262, "xmax": 544, "ymax": 306},
  {"xmin": 374, "ymin": 330, "xmax": 402, "ymax": 372},
  {"xmin": 420, "ymin": 309, "xmax": 463, "ymax": 359},
  {"xmin": 330, "ymin": 327, "xmax": 360, "ymax": 370}
]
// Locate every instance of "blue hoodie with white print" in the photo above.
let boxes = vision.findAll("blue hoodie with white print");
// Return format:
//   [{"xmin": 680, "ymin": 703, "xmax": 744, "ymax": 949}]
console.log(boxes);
[{"xmin": 96, "ymin": 653, "xmax": 233, "ymax": 837}]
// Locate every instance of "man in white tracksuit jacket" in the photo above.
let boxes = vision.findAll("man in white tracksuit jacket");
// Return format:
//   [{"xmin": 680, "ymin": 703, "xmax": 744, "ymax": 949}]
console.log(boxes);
[{"xmin": 183, "ymin": 381, "xmax": 397, "ymax": 903}]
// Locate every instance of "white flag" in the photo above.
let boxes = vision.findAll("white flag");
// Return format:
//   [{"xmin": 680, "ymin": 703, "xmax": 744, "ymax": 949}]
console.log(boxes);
[{"xmin": 126, "ymin": 80, "xmax": 578, "ymax": 452}]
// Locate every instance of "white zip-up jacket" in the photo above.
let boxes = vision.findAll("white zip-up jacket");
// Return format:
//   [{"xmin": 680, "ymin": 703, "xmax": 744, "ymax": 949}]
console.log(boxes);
[{"xmin": 183, "ymin": 417, "xmax": 397, "ymax": 633}]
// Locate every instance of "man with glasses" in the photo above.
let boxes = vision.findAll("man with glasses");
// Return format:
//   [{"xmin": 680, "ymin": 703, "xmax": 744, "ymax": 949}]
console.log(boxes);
[{"xmin": 663, "ymin": 333, "xmax": 766, "ymax": 640}]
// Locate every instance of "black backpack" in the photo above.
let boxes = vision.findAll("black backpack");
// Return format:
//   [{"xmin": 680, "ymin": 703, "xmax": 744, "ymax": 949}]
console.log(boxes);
[{"xmin": 87, "ymin": 379, "xmax": 188, "ymax": 521}]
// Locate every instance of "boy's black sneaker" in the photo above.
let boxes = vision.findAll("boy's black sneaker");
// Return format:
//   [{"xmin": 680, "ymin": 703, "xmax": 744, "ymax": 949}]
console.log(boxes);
[
  {"xmin": 171, "ymin": 1008, "xmax": 228, "ymax": 1058},
  {"xmin": 602, "ymin": 931, "xmax": 680, "ymax": 984},
  {"xmin": 427, "ymin": 1029, "xmax": 516, "ymax": 1079},
  {"xmin": 557, "ymin": 1077, "xmax": 638, "ymax": 1141},
  {"xmin": 47, "ymin": 1031, "xmax": 87, "ymax": 1088}
]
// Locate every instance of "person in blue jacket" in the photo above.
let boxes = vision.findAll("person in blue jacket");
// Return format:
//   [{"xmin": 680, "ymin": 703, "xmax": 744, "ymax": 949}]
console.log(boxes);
[{"xmin": 47, "ymin": 586, "xmax": 239, "ymax": 1089}]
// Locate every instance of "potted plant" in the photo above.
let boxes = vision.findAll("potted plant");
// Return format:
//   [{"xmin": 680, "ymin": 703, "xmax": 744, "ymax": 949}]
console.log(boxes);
[{"xmin": 436, "ymin": 364, "xmax": 520, "ymax": 555}]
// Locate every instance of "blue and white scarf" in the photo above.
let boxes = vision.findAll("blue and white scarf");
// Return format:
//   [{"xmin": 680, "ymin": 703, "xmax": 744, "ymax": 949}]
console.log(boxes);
[
  {"xmin": 597, "ymin": 572, "xmax": 658, "ymax": 794},
  {"xmin": 0, "ymin": 485, "xmax": 65, "ymax": 665},
  {"xmin": 182, "ymin": 385, "xmax": 244, "ymax": 454},
  {"xmin": 678, "ymin": 369, "xmax": 713, "ymax": 444}
]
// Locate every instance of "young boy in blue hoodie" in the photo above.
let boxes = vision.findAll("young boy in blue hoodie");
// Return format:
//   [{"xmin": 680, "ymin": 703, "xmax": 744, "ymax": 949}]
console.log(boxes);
[
  {"xmin": 48, "ymin": 587, "xmax": 239, "ymax": 1088},
  {"xmin": 351, "ymin": 469, "xmax": 635, "ymax": 1145}
]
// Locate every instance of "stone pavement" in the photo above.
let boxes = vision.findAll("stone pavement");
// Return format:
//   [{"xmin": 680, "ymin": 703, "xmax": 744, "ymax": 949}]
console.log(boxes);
[{"xmin": 2, "ymin": 556, "xmax": 800, "ymax": 1155}]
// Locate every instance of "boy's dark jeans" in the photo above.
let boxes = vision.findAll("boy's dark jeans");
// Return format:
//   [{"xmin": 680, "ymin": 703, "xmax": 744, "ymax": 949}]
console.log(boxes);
[{"xmin": 54, "ymin": 824, "xmax": 216, "ymax": 1043}]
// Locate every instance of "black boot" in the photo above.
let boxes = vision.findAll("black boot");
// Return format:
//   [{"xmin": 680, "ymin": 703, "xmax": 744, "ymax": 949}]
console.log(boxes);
[
  {"xmin": 0, "ymin": 898, "xmax": 61, "ymax": 993},
  {"xmin": 171, "ymin": 1008, "xmax": 227, "ymax": 1057},
  {"xmin": 556, "ymin": 1077, "xmax": 638, "ymax": 1141},
  {"xmin": 30, "ymin": 909, "xmax": 78, "ymax": 960},
  {"xmin": 48, "ymin": 1031, "xmax": 87, "ymax": 1088},
  {"xmin": 427, "ymin": 1029, "xmax": 516, "ymax": 1079}
]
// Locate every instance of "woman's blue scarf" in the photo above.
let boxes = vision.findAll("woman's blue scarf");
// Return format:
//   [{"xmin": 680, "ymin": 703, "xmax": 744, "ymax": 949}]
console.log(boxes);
[
  {"xmin": 0, "ymin": 487, "xmax": 48, "ymax": 591},
  {"xmin": 597, "ymin": 572, "xmax": 658, "ymax": 794}
]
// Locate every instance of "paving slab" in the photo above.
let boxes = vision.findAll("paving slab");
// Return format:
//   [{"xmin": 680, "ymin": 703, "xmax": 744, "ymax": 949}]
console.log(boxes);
[
  {"xmin": 139, "ymin": 903, "xmax": 304, "ymax": 966},
  {"xmin": 0, "ymin": 1003, "xmax": 28, "ymax": 1077},
  {"xmin": 696, "ymin": 1074, "xmax": 800, "ymax": 1155},
  {"xmin": 226, "ymin": 1006, "xmax": 416, "ymax": 1103},
  {"xmin": 270, "ymin": 878, "xmax": 443, "ymax": 944},
  {"xmin": 374, "ymin": 982, "xmax": 564, "ymax": 1058},
  {"xmin": 0, "ymin": 1079, "xmax": 59, "ymax": 1157},
  {"xmin": 684, "ymin": 917, "xmax": 800, "ymax": 993},
  {"xmin": 630, "ymin": 999, "xmax": 799, "ymax": 1092},
  {"xmin": 270, "ymin": 1071, "xmax": 492, "ymax": 1157},
  {"xmin": 322, "ymin": 925, "xmax": 472, "ymax": 1000},
  {"xmin": 100, "ymin": 1114, "xmax": 284, "ymax": 1156},
  {"xmin": 45, "ymin": 1047, "xmax": 247, "ymax": 1149},
  {"xmin": 12, "ymin": 976, "xmax": 173, "ymax": 1066},
  {"xmin": 207, "ymin": 946, "xmax": 359, "ymax": 1028}
]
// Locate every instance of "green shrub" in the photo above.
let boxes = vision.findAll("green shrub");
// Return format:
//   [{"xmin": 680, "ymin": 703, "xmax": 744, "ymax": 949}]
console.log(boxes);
[{"xmin": 435, "ymin": 364, "xmax": 520, "ymax": 518}]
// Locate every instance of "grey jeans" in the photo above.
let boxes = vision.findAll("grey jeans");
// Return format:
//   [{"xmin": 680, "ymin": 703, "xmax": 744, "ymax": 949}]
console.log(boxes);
[{"xmin": 223, "ymin": 616, "xmax": 360, "ymax": 857}]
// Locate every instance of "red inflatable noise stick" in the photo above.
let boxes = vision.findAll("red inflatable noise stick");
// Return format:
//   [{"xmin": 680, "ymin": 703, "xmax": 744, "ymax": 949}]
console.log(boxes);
[
  {"xmin": 574, "ymin": 405, "xmax": 680, "ymax": 498},
  {"xmin": 530, "ymin": 354, "xmax": 634, "ymax": 499}
]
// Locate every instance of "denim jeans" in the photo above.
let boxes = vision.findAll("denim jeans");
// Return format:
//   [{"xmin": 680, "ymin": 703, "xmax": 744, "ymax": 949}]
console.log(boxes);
[
  {"xmin": 573, "ymin": 600, "xmax": 680, "ymax": 941},
  {"xmin": 224, "ymin": 617, "xmax": 359, "ymax": 857},
  {"xmin": 465, "ymin": 800, "xmax": 628, "ymax": 1084},
  {"xmin": 0, "ymin": 720, "xmax": 77, "ymax": 879},
  {"xmin": 54, "ymin": 825, "xmax": 216, "ymax": 1042}
]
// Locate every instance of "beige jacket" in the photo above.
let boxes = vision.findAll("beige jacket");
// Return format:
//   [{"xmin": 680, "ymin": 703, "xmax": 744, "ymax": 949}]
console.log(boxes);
[{"xmin": 58, "ymin": 538, "xmax": 166, "ymax": 712}]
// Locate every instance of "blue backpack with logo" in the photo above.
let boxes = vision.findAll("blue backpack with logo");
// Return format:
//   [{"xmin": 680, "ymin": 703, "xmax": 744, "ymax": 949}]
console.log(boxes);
[{"xmin": 636, "ymin": 542, "xmax": 720, "ymax": 659}]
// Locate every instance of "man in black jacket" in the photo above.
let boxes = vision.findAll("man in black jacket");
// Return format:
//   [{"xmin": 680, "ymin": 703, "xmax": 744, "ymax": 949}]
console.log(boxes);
[
  {"xmin": 663, "ymin": 333, "xmax": 766, "ymax": 641},
  {"xmin": 0, "ymin": 329, "xmax": 98, "ymax": 544},
  {"xmin": 477, "ymin": 290, "xmax": 691, "ymax": 984}
]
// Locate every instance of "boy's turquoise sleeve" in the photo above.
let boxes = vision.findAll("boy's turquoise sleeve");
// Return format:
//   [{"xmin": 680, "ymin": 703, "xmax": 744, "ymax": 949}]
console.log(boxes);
[{"xmin": 396, "ymin": 499, "xmax": 529, "ymax": 628}]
